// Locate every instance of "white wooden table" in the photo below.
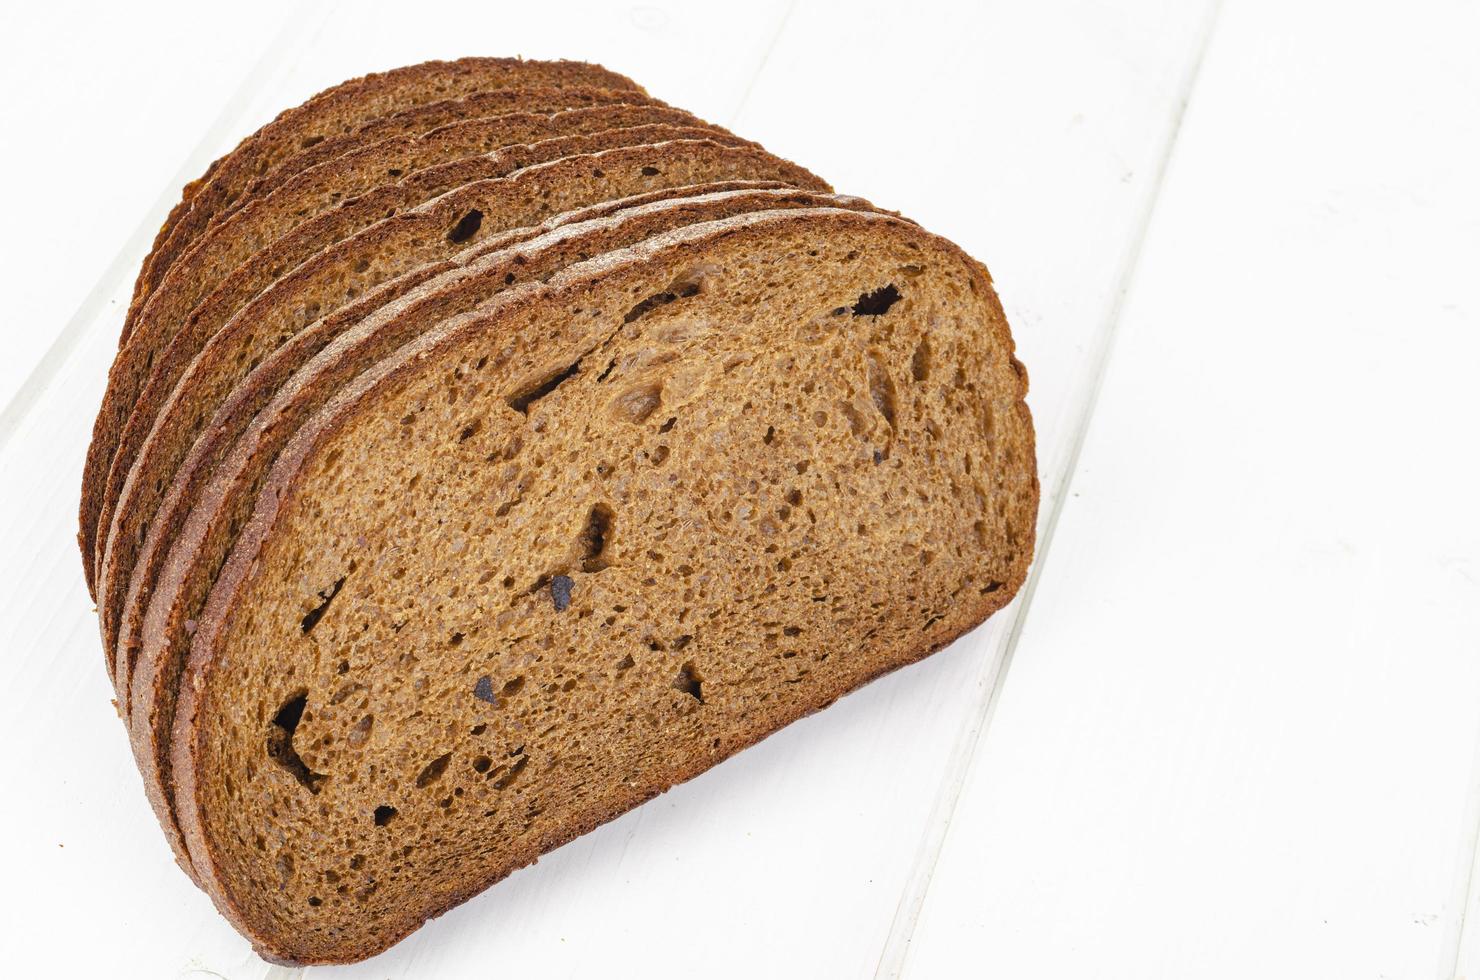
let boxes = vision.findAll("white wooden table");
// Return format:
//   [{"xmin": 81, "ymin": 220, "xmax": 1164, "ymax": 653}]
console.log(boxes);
[{"xmin": 3, "ymin": 1, "xmax": 1478, "ymax": 976}]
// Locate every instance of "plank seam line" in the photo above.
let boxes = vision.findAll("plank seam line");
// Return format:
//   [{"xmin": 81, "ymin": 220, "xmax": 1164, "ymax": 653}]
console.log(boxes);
[
  {"xmin": 724, "ymin": 0, "xmax": 798, "ymax": 128},
  {"xmin": 0, "ymin": 1, "xmax": 333, "ymax": 457},
  {"xmin": 1442, "ymin": 718, "xmax": 1480, "ymax": 979},
  {"xmin": 871, "ymin": 3, "xmax": 1226, "ymax": 976}
]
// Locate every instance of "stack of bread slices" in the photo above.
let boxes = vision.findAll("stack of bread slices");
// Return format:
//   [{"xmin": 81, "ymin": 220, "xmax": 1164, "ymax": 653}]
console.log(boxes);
[{"xmin": 79, "ymin": 57, "xmax": 1038, "ymax": 965}]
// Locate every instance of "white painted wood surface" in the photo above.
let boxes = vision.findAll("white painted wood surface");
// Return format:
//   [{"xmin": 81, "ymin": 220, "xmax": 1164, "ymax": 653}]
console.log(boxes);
[
  {"xmin": 1, "ymin": 1, "xmax": 1476, "ymax": 977},
  {"xmin": 0, "ymin": 0, "xmax": 299, "ymax": 417},
  {"xmin": 899, "ymin": 2, "xmax": 1480, "ymax": 978}
]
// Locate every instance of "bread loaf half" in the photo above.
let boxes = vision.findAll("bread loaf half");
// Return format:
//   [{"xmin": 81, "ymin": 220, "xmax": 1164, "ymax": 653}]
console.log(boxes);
[
  {"xmin": 115, "ymin": 86, "xmax": 652, "ymax": 356},
  {"xmin": 85, "ymin": 57, "xmax": 1038, "ymax": 966},
  {"xmin": 170, "ymin": 207, "xmax": 1036, "ymax": 963}
]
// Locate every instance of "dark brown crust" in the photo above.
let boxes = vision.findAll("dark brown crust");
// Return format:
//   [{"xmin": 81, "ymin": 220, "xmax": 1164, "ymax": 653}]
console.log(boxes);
[
  {"xmin": 86, "ymin": 60, "xmax": 644, "ymax": 599},
  {"xmin": 122, "ymin": 188, "xmax": 883, "ymax": 872},
  {"xmin": 130, "ymin": 155, "xmax": 225, "ymax": 347},
  {"xmin": 234, "ymin": 87, "xmax": 667, "ymax": 215},
  {"xmin": 132, "ymin": 88, "xmax": 668, "ymax": 343},
  {"xmin": 130, "ymin": 60, "xmax": 644, "ymax": 322},
  {"xmin": 95, "ymin": 107, "xmax": 735, "ymax": 653},
  {"xmin": 121, "ymin": 87, "xmax": 654, "ymax": 354},
  {"xmin": 171, "ymin": 209, "xmax": 1038, "ymax": 963}
]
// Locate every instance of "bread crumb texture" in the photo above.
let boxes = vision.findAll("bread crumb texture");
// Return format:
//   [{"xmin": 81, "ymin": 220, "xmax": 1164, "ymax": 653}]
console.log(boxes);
[
  {"xmin": 79, "ymin": 59, "xmax": 1037, "ymax": 965},
  {"xmin": 124, "ymin": 188, "xmax": 876, "ymax": 873},
  {"xmin": 184, "ymin": 213, "xmax": 1034, "ymax": 961}
]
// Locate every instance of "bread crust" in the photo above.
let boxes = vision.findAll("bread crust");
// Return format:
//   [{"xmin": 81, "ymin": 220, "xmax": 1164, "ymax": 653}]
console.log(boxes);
[
  {"xmin": 170, "ymin": 208, "xmax": 1037, "ymax": 963},
  {"xmin": 101, "ymin": 137, "xmax": 825, "ymax": 707},
  {"xmin": 86, "ymin": 60, "xmax": 645, "ymax": 598},
  {"xmin": 127, "ymin": 186, "xmax": 876, "ymax": 875},
  {"xmin": 131, "ymin": 59, "xmax": 644, "ymax": 321},
  {"xmin": 94, "ymin": 108, "xmax": 742, "ymax": 660},
  {"xmin": 117, "ymin": 86, "xmax": 655, "ymax": 355},
  {"xmin": 236, "ymin": 86, "xmax": 669, "ymax": 211}
]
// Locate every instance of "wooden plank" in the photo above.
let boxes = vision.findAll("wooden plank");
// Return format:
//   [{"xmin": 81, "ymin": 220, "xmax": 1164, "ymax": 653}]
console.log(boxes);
[
  {"xmin": 0, "ymin": 0, "xmax": 1215, "ymax": 976},
  {"xmin": 0, "ymin": 5, "xmax": 332, "ymax": 979},
  {"xmin": 0, "ymin": 0, "xmax": 301, "ymax": 413},
  {"xmin": 900, "ymin": 1, "xmax": 1480, "ymax": 977}
]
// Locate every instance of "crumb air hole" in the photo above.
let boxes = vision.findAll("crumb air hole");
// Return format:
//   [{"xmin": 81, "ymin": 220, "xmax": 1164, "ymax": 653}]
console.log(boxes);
[
  {"xmin": 852, "ymin": 283, "xmax": 902, "ymax": 316},
  {"xmin": 415, "ymin": 752, "xmax": 452, "ymax": 788},
  {"xmin": 447, "ymin": 209, "xmax": 483, "ymax": 244},
  {"xmin": 674, "ymin": 662, "xmax": 705, "ymax": 703},
  {"xmin": 579, "ymin": 503, "xmax": 615, "ymax": 572},
  {"xmin": 300, "ymin": 576, "xmax": 346, "ymax": 634},
  {"xmin": 267, "ymin": 691, "xmax": 326, "ymax": 793},
  {"xmin": 508, "ymin": 360, "xmax": 581, "ymax": 414}
]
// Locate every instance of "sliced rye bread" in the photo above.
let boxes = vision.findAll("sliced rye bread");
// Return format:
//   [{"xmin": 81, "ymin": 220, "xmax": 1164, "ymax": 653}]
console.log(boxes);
[
  {"xmin": 84, "ymin": 129, "xmax": 804, "ymax": 613},
  {"xmin": 131, "ymin": 59, "xmax": 643, "ymax": 321},
  {"xmin": 92, "ymin": 77, "xmax": 652, "ymax": 603},
  {"xmin": 168, "ymin": 207, "xmax": 1037, "ymax": 963},
  {"xmin": 117, "ymin": 86, "xmax": 655, "ymax": 352},
  {"xmin": 112, "ymin": 180, "xmax": 794, "ymax": 734},
  {"xmin": 106, "ymin": 181, "xmax": 795, "ymax": 716},
  {"xmin": 101, "ymin": 140, "xmax": 825, "ymax": 698},
  {"xmin": 126, "ymin": 188, "xmax": 884, "ymax": 875},
  {"xmin": 137, "ymin": 92, "xmax": 673, "ymax": 326},
  {"xmin": 100, "ymin": 137, "xmax": 828, "ymax": 697},
  {"xmin": 94, "ymin": 106, "xmax": 736, "ymax": 591},
  {"xmin": 236, "ymin": 87, "xmax": 668, "ymax": 214}
]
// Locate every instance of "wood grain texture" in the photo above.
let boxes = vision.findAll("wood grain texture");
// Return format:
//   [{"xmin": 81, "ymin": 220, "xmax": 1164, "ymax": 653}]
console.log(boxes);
[
  {"xmin": 4, "ymin": 0, "xmax": 1475, "ymax": 977},
  {"xmin": 899, "ymin": 1, "xmax": 1480, "ymax": 977}
]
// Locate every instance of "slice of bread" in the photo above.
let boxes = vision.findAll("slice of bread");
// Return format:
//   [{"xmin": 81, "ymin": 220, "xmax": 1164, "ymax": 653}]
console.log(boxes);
[
  {"xmin": 113, "ymin": 179, "xmax": 793, "ymax": 743},
  {"xmin": 82, "ymin": 60, "xmax": 644, "ymax": 600},
  {"xmin": 131, "ymin": 59, "xmax": 643, "ymax": 320},
  {"xmin": 169, "ymin": 207, "xmax": 1037, "ymax": 963},
  {"xmin": 102, "ymin": 137, "xmax": 829, "ymax": 700},
  {"xmin": 84, "ymin": 127, "xmax": 802, "ymax": 618},
  {"xmin": 116, "ymin": 86, "xmax": 656, "ymax": 350},
  {"xmin": 127, "ymin": 187, "xmax": 882, "ymax": 875},
  {"xmin": 136, "ymin": 96, "xmax": 679, "ymax": 322},
  {"xmin": 94, "ymin": 106, "xmax": 736, "ymax": 597},
  {"xmin": 97, "ymin": 140, "xmax": 825, "ymax": 695}
]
